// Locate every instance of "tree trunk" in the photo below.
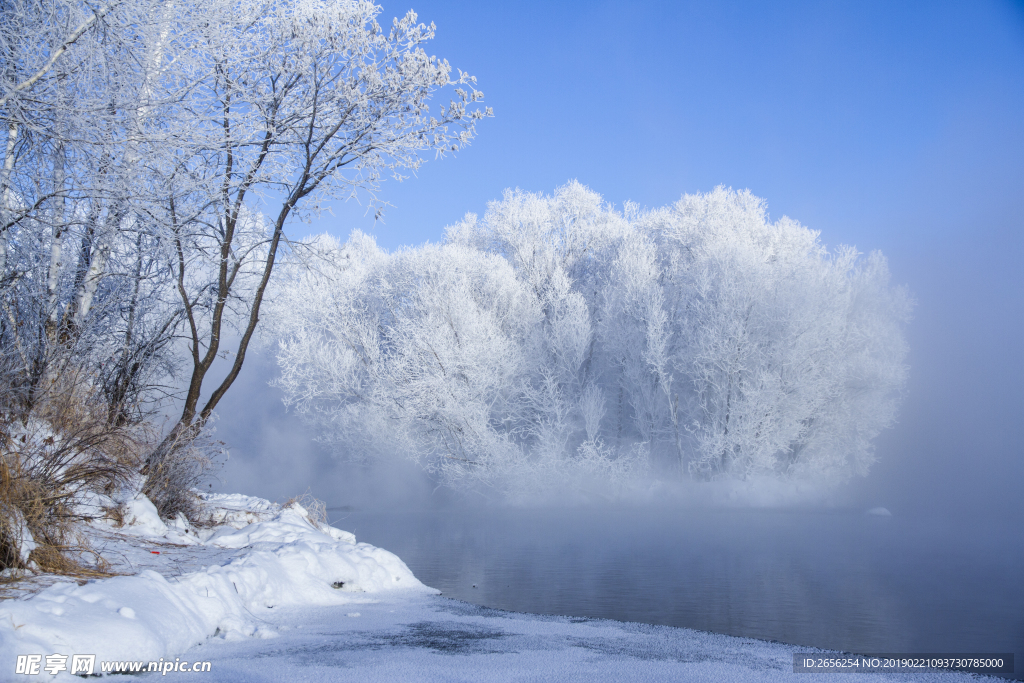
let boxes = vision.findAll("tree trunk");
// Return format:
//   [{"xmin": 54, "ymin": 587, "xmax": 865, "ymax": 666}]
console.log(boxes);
[{"xmin": 0, "ymin": 121, "xmax": 18, "ymax": 277}]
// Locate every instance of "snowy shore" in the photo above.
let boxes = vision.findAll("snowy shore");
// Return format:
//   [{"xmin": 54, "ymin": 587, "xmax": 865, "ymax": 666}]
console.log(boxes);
[
  {"xmin": 0, "ymin": 493, "xmax": 1001, "ymax": 681},
  {"xmin": 0, "ymin": 493, "xmax": 430, "ymax": 679}
]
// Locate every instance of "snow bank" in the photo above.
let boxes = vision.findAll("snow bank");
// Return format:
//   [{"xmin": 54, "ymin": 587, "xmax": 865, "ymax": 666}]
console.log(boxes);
[{"xmin": 0, "ymin": 494, "xmax": 431, "ymax": 680}]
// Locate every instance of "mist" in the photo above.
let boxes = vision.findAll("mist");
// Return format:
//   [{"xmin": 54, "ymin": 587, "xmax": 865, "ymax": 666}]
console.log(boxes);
[
  {"xmin": 839, "ymin": 185, "xmax": 1024, "ymax": 523},
  {"xmin": 207, "ymin": 345, "xmax": 443, "ymax": 512}
]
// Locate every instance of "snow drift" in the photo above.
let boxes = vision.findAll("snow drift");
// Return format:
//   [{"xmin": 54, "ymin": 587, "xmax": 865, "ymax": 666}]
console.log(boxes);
[{"xmin": 0, "ymin": 493, "xmax": 430, "ymax": 680}]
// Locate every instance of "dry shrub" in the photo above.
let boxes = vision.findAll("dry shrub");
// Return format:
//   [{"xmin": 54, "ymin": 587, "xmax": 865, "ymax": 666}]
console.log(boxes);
[
  {"xmin": 0, "ymin": 338, "xmax": 224, "ymax": 581},
  {"xmin": 0, "ymin": 365, "xmax": 142, "ymax": 576},
  {"xmin": 103, "ymin": 504, "xmax": 126, "ymax": 528},
  {"xmin": 143, "ymin": 426, "xmax": 224, "ymax": 523}
]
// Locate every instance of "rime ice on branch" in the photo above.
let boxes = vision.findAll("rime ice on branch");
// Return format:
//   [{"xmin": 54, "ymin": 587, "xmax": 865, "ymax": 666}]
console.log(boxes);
[
  {"xmin": 267, "ymin": 183, "xmax": 912, "ymax": 495},
  {"xmin": 0, "ymin": 0, "xmax": 489, "ymax": 508}
]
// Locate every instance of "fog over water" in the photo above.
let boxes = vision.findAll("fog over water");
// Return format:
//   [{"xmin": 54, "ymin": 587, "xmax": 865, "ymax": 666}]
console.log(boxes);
[{"xmin": 204, "ymin": 0, "xmax": 1023, "ymax": 667}]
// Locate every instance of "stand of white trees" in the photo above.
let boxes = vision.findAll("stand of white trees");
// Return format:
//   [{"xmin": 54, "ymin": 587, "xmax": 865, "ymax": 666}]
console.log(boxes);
[{"xmin": 269, "ymin": 183, "xmax": 912, "ymax": 497}]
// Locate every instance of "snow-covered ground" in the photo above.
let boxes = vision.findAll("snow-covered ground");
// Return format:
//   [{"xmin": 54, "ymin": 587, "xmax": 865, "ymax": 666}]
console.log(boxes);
[
  {"xmin": 0, "ymin": 493, "xmax": 1002, "ymax": 681},
  {"xmin": 0, "ymin": 493, "xmax": 426, "ymax": 680}
]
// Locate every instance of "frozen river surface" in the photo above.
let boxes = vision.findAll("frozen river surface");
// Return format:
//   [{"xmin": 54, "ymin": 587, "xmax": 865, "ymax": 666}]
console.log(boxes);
[{"xmin": 136, "ymin": 593, "xmax": 994, "ymax": 683}]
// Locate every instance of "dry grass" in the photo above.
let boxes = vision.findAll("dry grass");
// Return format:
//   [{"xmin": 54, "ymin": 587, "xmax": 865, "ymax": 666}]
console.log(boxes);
[
  {"xmin": 0, "ymin": 366, "xmax": 144, "ymax": 578},
  {"xmin": 284, "ymin": 491, "xmax": 329, "ymax": 532}
]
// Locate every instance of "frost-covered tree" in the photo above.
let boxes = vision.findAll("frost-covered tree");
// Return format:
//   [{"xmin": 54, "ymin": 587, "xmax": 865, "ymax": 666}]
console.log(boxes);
[
  {"xmin": 270, "ymin": 233, "xmax": 537, "ymax": 487},
  {"xmin": 1, "ymin": 0, "xmax": 489, "ymax": 520},
  {"xmin": 145, "ymin": 0, "xmax": 489, "ymax": 473},
  {"xmin": 269, "ymin": 182, "xmax": 911, "ymax": 496},
  {"xmin": 0, "ymin": 0, "xmax": 489, "ymax": 436},
  {"xmin": 640, "ymin": 189, "xmax": 911, "ymax": 481},
  {"xmin": 0, "ymin": 0, "xmax": 191, "ymax": 422}
]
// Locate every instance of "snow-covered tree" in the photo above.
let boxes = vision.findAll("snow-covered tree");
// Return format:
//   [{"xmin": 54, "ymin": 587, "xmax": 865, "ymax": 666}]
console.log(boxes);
[
  {"xmin": 1, "ymin": 0, "xmax": 490, "ymax": 515},
  {"xmin": 269, "ymin": 183, "xmax": 911, "ymax": 496},
  {"xmin": 0, "ymin": 0, "xmax": 190, "ymax": 422},
  {"xmin": 145, "ymin": 0, "xmax": 489, "ymax": 474}
]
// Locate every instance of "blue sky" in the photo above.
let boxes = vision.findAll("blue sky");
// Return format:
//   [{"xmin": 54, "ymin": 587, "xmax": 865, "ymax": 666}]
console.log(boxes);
[
  {"xmin": 319, "ymin": 0, "xmax": 1023, "ymax": 257},
  {"xmin": 224, "ymin": 1, "xmax": 1024, "ymax": 513}
]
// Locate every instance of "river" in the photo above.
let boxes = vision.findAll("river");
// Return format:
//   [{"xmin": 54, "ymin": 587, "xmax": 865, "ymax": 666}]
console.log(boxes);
[{"xmin": 332, "ymin": 505, "xmax": 1022, "ymax": 679}]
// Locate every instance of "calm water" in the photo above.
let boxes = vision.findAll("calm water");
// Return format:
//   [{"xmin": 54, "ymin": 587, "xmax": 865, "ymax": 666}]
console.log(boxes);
[{"xmin": 332, "ymin": 506, "xmax": 1023, "ymax": 679}]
